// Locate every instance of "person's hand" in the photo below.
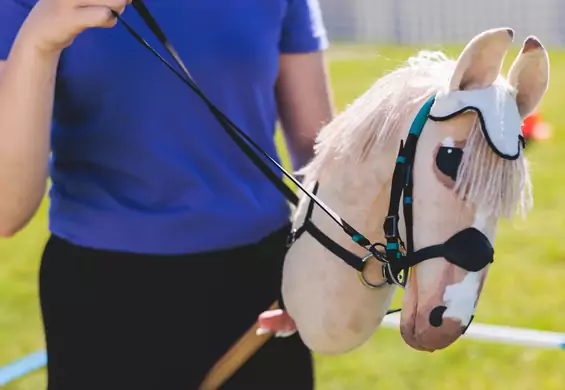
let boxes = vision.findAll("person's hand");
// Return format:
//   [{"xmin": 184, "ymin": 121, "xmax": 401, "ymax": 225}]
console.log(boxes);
[
  {"xmin": 256, "ymin": 308, "xmax": 297, "ymax": 338},
  {"xmin": 19, "ymin": 0, "xmax": 131, "ymax": 54}
]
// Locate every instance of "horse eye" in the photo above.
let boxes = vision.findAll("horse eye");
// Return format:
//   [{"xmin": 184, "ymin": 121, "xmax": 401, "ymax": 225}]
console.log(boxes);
[{"xmin": 436, "ymin": 147, "xmax": 463, "ymax": 181}]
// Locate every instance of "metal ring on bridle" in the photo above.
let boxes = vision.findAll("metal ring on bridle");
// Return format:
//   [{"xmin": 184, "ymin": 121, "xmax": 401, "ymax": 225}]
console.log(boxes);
[{"xmin": 357, "ymin": 252, "xmax": 389, "ymax": 289}]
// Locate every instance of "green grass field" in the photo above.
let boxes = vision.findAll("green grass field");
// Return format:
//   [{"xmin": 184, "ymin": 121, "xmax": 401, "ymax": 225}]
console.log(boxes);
[{"xmin": 2, "ymin": 43, "xmax": 565, "ymax": 389}]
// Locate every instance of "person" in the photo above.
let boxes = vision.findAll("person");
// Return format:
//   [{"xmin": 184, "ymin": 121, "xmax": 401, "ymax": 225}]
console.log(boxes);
[{"xmin": 0, "ymin": 0, "xmax": 335, "ymax": 388}]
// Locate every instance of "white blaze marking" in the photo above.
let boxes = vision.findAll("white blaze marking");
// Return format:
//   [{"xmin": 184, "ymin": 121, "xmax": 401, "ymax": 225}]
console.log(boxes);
[
  {"xmin": 442, "ymin": 272, "xmax": 480, "ymax": 326},
  {"xmin": 441, "ymin": 137, "xmax": 455, "ymax": 147},
  {"xmin": 442, "ymin": 212, "xmax": 489, "ymax": 326}
]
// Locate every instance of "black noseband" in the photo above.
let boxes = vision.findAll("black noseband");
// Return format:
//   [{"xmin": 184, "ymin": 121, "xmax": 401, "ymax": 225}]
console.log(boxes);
[{"xmin": 386, "ymin": 227, "xmax": 494, "ymax": 281}]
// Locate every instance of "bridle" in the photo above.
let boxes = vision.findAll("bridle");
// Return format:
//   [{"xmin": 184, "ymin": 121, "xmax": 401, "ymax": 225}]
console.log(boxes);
[
  {"xmin": 115, "ymin": 1, "xmax": 495, "ymax": 314},
  {"xmin": 286, "ymin": 95, "xmax": 496, "ymax": 290}
]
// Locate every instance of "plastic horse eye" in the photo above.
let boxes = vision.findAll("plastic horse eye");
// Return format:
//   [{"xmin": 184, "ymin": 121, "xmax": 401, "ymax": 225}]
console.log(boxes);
[{"xmin": 435, "ymin": 147, "xmax": 463, "ymax": 181}]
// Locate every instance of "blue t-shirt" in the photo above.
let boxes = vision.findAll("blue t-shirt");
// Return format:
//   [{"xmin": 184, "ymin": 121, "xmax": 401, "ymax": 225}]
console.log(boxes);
[{"xmin": 0, "ymin": 0, "xmax": 328, "ymax": 254}]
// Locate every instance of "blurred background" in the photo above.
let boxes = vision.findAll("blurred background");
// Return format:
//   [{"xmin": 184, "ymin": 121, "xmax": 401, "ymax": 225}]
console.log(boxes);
[{"xmin": 1, "ymin": 0, "xmax": 565, "ymax": 389}]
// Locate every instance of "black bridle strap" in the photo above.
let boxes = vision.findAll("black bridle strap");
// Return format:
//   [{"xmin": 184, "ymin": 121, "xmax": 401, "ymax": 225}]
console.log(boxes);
[
  {"xmin": 292, "ymin": 182, "xmax": 319, "ymax": 241},
  {"xmin": 389, "ymin": 245, "xmax": 444, "ymax": 275},
  {"xmin": 303, "ymin": 221, "xmax": 365, "ymax": 271},
  {"xmin": 115, "ymin": 7, "xmax": 298, "ymax": 207},
  {"xmin": 115, "ymin": 1, "xmax": 373, "ymax": 251},
  {"xmin": 290, "ymin": 183, "xmax": 366, "ymax": 271}
]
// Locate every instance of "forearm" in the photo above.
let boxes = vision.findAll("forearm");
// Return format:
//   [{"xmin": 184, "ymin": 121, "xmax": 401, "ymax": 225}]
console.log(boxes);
[
  {"xmin": 0, "ymin": 36, "xmax": 60, "ymax": 235},
  {"xmin": 282, "ymin": 132, "xmax": 321, "ymax": 172},
  {"xmin": 276, "ymin": 52, "xmax": 334, "ymax": 171},
  {"xmin": 280, "ymin": 106, "xmax": 334, "ymax": 171},
  {"xmin": 277, "ymin": 91, "xmax": 334, "ymax": 171}
]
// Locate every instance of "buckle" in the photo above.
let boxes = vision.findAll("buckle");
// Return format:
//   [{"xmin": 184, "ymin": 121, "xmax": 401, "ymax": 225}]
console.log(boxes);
[
  {"xmin": 383, "ymin": 263, "xmax": 407, "ymax": 288},
  {"xmin": 383, "ymin": 215, "xmax": 398, "ymax": 239}
]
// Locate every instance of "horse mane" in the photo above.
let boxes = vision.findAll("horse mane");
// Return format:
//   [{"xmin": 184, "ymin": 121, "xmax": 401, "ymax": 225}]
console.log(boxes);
[{"xmin": 299, "ymin": 50, "xmax": 532, "ymax": 219}]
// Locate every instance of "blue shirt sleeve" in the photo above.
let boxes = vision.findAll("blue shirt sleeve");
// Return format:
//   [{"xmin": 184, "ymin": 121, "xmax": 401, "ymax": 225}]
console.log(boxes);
[
  {"xmin": 279, "ymin": 0, "xmax": 329, "ymax": 53},
  {"xmin": 0, "ymin": 0, "xmax": 33, "ymax": 60}
]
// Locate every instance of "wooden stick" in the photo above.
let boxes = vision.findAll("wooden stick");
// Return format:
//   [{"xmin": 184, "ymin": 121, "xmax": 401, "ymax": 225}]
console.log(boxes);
[{"xmin": 199, "ymin": 300, "xmax": 280, "ymax": 390}]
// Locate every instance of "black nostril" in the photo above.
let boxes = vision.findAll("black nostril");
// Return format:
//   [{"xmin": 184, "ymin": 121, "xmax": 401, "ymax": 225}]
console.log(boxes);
[{"xmin": 429, "ymin": 306, "xmax": 447, "ymax": 327}]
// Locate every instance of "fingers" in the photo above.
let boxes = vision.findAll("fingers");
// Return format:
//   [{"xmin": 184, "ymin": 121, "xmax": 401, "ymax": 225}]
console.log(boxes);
[
  {"xmin": 73, "ymin": 6, "xmax": 115, "ymax": 29},
  {"xmin": 104, "ymin": 0, "xmax": 130, "ymax": 15},
  {"xmin": 256, "ymin": 309, "xmax": 298, "ymax": 338},
  {"xmin": 73, "ymin": 0, "xmax": 129, "ymax": 30}
]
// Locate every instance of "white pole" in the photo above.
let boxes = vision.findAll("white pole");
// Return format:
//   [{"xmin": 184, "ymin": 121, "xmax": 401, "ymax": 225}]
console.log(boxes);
[{"xmin": 382, "ymin": 313, "xmax": 565, "ymax": 349}]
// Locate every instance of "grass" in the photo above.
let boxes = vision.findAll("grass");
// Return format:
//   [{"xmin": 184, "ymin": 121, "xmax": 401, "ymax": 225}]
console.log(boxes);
[{"xmin": 2, "ymin": 43, "xmax": 565, "ymax": 389}]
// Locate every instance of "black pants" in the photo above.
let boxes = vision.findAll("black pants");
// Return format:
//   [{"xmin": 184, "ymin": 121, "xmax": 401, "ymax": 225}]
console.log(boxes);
[{"xmin": 39, "ymin": 226, "xmax": 313, "ymax": 390}]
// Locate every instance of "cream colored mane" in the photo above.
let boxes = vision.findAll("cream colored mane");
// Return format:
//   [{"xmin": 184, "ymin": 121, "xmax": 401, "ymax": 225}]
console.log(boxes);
[{"xmin": 299, "ymin": 50, "xmax": 532, "ymax": 219}]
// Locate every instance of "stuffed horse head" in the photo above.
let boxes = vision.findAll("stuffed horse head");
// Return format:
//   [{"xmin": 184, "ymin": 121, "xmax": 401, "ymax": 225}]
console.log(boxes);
[{"xmin": 280, "ymin": 28, "xmax": 550, "ymax": 354}]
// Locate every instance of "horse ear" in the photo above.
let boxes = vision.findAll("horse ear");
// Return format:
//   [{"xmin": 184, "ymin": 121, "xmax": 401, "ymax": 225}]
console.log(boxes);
[
  {"xmin": 449, "ymin": 28, "xmax": 514, "ymax": 91},
  {"xmin": 507, "ymin": 36, "xmax": 550, "ymax": 119}
]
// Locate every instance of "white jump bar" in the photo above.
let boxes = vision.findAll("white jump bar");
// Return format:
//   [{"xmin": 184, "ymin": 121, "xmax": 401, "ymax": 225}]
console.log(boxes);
[{"xmin": 381, "ymin": 313, "xmax": 565, "ymax": 349}]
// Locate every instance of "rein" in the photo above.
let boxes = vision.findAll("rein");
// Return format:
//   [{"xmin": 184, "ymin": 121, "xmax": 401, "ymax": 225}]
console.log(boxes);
[
  {"xmin": 115, "ymin": 1, "xmax": 374, "ymax": 253},
  {"xmin": 117, "ymin": 0, "xmax": 494, "ymax": 307},
  {"xmin": 116, "ymin": 1, "xmax": 419, "ymax": 289}
]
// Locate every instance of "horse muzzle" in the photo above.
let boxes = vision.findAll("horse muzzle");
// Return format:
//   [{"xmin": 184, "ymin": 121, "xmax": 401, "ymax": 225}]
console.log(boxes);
[{"xmin": 398, "ymin": 227, "xmax": 493, "ymax": 351}]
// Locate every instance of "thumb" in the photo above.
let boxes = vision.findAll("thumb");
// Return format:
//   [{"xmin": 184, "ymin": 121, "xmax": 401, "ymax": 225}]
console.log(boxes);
[{"xmin": 72, "ymin": 6, "xmax": 119, "ymax": 32}]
